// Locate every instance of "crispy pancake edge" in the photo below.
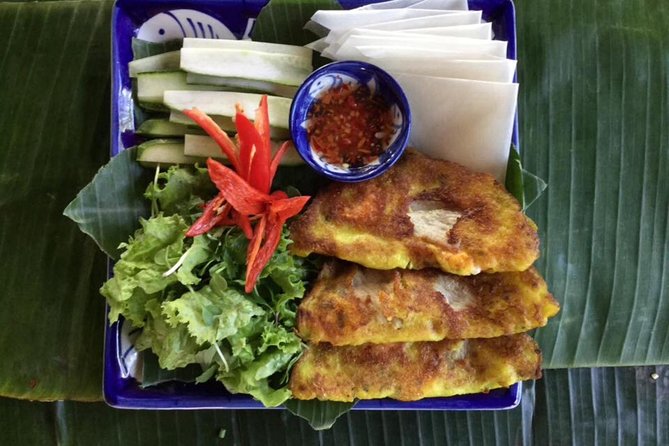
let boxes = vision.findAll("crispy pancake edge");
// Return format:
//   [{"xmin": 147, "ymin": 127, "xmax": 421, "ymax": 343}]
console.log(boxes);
[
  {"xmin": 289, "ymin": 334, "xmax": 542, "ymax": 402},
  {"xmin": 289, "ymin": 150, "xmax": 540, "ymax": 275},
  {"xmin": 297, "ymin": 261, "xmax": 560, "ymax": 345}
]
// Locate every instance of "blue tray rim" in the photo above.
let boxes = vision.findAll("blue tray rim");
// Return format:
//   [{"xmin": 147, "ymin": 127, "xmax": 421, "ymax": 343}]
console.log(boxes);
[{"xmin": 105, "ymin": 0, "xmax": 525, "ymax": 411}]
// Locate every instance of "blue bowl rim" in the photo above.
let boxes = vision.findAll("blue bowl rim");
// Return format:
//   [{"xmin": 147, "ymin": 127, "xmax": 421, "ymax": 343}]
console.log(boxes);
[{"xmin": 289, "ymin": 60, "xmax": 412, "ymax": 183}]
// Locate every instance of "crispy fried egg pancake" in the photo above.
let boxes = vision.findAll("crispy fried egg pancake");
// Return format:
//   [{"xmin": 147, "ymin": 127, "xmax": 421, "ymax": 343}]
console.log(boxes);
[
  {"xmin": 289, "ymin": 150, "xmax": 539, "ymax": 275},
  {"xmin": 297, "ymin": 260, "xmax": 559, "ymax": 345},
  {"xmin": 289, "ymin": 334, "xmax": 541, "ymax": 401}
]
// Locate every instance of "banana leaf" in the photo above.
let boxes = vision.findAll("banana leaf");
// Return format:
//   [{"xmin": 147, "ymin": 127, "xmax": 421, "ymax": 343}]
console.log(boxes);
[
  {"xmin": 63, "ymin": 147, "xmax": 151, "ymax": 260},
  {"xmin": 0, "ymin": 0, "xmax": 112, "ymax": 401},
  {"xmin": 1, "ymin": 367, "xmax": 667, "ymax": 445},
  {"xmin": 518, "ymin": 0, "xmax": 669, "ymax": 367},
  {"xmin": 0, "ymin": 0, "xmax": 667, "ymax": 434}
]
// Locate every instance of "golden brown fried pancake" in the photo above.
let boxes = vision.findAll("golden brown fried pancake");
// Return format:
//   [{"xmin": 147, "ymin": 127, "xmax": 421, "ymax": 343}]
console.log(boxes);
[
  {"xmin": 297, "ymin": 260, "xmax": 559, "ymax": 345},
  {"xmin": 290, "ymin": 150, "xmax": 539, "ymax": 275},
  {"xmin": 290, "ymin": 334, "xmax": 541, "ymax": 401}
]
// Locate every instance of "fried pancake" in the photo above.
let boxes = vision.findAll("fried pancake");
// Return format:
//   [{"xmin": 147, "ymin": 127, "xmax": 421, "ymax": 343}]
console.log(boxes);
[
  {"xmin": 290, "ymin": 334, "xmax": 541, "ymax": 401},
  {"xmin": 289, "ymin": 150, "xmax": 539, "ymax": 275},
  {"xmin": 297, "ymin": 260, "xmax": 559, "ymax": 345}
]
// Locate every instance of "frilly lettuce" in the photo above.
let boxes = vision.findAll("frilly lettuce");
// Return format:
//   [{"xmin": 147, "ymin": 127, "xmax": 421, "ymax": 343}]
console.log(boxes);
[{"xmin": 100, "ymin": 165, "xmax": 314, "ymax": 407}]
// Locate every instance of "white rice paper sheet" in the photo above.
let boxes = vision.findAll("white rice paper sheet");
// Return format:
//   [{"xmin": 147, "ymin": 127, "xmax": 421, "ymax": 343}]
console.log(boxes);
[
  {"xmin": 322, "ymin": 11, "xmax": 482, "ymax": 44},
  {"xmin": 307, "ymin": 9, "xmax": 456, "ymax": 34},
  {"xmin": 328, "ymin": 32, "xmax": 507, "ymax": 59},
  {"xmin": 305, "ymin": 37, "xmax": 328, "ymax": 52},
  {"xmin": 408, "ymin": 0, "xmax": 470, "ymax": 9},
  {"xmin": 393, "ymin": 73, "xmax": 518, "ymax": 182},
  {"xmin": 371, "ymin": 57, "xmax": 516, "ymax": 82},
  {"xmin": 355, "ymin": 0, "xmax": 469, "ymax": 11},
  {"xmin": 321, "ymin": 22, "xmax": 491, "ymax": 49},
  {"xmin": 395, "ymin": 23, "xmax": 492, "ymax": 39},
  {"xmin": 357, "ymin": 45, "xmax": 506, "ymax": 60}
]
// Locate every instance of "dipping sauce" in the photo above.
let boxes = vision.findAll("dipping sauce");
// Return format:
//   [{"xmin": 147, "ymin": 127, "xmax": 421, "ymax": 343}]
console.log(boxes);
[{"xmin": 307, "ymin": 82, "xmax": 394, "ymax": 168}]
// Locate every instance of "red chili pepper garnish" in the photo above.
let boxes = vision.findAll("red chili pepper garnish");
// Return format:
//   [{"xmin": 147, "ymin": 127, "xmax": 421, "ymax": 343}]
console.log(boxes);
[
  {"xmin": 235, "ymin": 111, "xmax": 269, "ymax": 193},
  {"xmin": 270, "ymin": 190, "xmax": 289, "ymax": 201},
  {"xmin": 182, "ymin": 108, "xmax": 241, "ymax": 172},
  {"xmin": 243, "ymin": 196, "xmax": 310, "ymax": 292},
  {"xmin": 246, "ymin": 214, "xmax": 267, "ymax": 283},
  {"xmin": 245, "ymin": 211, "xmax": 285, "ymax": 293},
  {"xmin": 254, "ymin": 96, "xmax": 271, "ymax": 146},
  {"xmin": 252, "ymin": 95, "xmax": 272, "ymax": 193},
  {"xmin": 183, "ymin": 97, "xmax": 311, "ymax": 294},
  {"xmin": 234, "ymin": 104, "xmax": 253, "ymax": 182},
  {"xmin": 206, "ymin": 158, "xmax": 271, "ymax": 216},
  {"xmin": 185, "ymin": 194, "xmax": 227, "ymax": 237},
  {"xmin": 269, "ymin": 141, "xmax": 290, "ymax": 183},
  {"xmin": 270, "ymin": 196, "xmax": 311, "ymax": 220},
  {"xmin": 235, "ymin": 213, "xmax": 254, "ymax": 240}
]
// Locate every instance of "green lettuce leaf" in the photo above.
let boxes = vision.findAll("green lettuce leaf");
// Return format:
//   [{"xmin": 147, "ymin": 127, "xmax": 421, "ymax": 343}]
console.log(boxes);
[
  {"xmin": 100, "ymin": 214, "xmax": 188, "ymax": 323},
  {"xmin": 163, "ymin": 276, "xmax": 265, "ymax": 345},
  {"xmin": 219, "ymin": 324, "xmax": 302, "ymax": 407},
  {"xmin": 140, "ymin": 351, "xmax": 205, "ymax": 388},
  {"xmin": 219, "ymin": 371, "xmax": 291, "ymax": 408},
  {"xmin": 173, "ymin": 235, "xmax": 215, "ymax": 286},
  {"xmin": 134, "ymin": 299, "xmax": 203, "ymax": 370},
  {"xmin": 144, "ymin": 165, "xmax": 215, "ymax": 219},
  {"xmin": 97, "ymin": 165, "xmax": 314, "ymax": 407}
]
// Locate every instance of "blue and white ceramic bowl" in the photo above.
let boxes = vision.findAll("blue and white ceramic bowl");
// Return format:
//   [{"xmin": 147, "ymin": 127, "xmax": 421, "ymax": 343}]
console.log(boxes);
[{"xmin": 289, "ymin": 61, "xmax": 411, "ymax": 182}]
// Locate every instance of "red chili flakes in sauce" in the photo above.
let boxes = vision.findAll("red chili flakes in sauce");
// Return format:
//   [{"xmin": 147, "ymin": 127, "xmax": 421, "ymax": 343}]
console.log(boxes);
[{"xmin": 307, "ymin": 82, "xmax": 394, "ymax": 168}]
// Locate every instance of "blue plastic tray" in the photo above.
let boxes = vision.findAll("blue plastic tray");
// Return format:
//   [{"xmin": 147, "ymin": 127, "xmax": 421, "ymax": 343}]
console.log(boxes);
[{"xmin": 106, "ymin": 0, "xmax": 522, "ymax": 411}]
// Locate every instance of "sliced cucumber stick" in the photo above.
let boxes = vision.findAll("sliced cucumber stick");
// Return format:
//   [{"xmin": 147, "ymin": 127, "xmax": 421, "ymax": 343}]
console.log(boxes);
[
  {"xmin": 184, "ymin": 134, "xmax": 304, "ymax": 166},
  {"xmin": 136, "ymin": 119, "xmax": 205, "ymax": 137},
  {"xmin": 137, "ymin": 102, "xmax": 170, "ymax": 112},
  {"xmin": 137, "ymin": 71, "xmax": 228, "ymax": 104},
  {"xmin": 186, "ymin": 73, "xmax": 298, "ymax": 98},
  {"xmin": 170, "ymin": 110, "xmax": 290, "ymax": 139},
  {"xmin": 180, "ymin": 48, "xmax": 310, "ymax": 86},
  {"xmin": 129, "ymin": 51, "xmax": 180, "ymax": 77},
  {"xmin": 182, "ymin": 46, "xmax": 311, "ymax": 71},
  {"xmin": 182, "ymin": 37, "xmax": 313, "ymax": 59},
  {"xmin": 136, "ymin": 139, "xmax": 205, "ymax": 167},
  {"xmin": 169, "ymin": 111, "xmax": 236, "ymax": 133},
  {"xmin": 170, "ymin": 111, "xmax": 291, "ymax": 139},
  {"xmin": 164, "ymin": 91, "xmax": 292, "ymax": 129}
]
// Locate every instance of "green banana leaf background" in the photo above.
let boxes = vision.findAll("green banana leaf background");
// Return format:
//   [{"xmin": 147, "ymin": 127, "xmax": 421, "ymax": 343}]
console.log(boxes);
[{"xmin": 0, "ymin": 0, "xmax": 667, "ymax": 443}]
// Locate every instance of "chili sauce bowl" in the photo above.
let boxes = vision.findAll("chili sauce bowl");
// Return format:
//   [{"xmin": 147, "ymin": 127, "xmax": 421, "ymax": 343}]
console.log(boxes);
[{"xmin": 289, "ymin": 61, "xmax": 411, "ymax": 182}]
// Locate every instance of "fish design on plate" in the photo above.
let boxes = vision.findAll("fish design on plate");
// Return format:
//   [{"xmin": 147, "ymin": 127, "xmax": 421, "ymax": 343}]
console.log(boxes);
[
  {"xmin": 137, "ymin": 9, "xmax": 236, "ymax": 42},
  {"xmin": 306, "ymin": 73, "xmax": 359, "ymax": 99}
]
